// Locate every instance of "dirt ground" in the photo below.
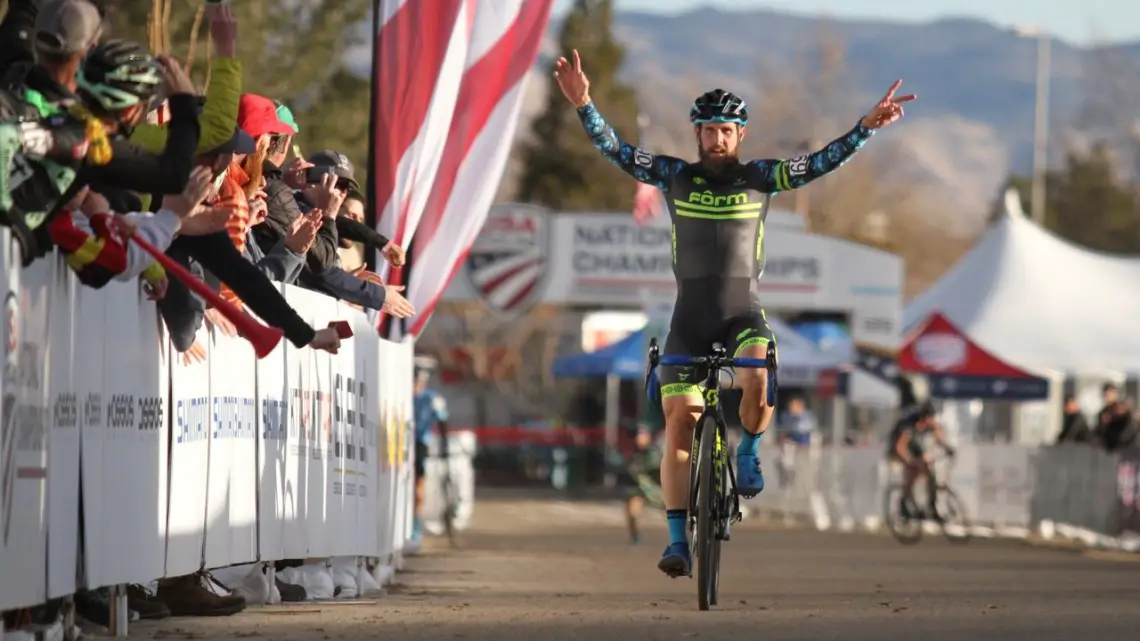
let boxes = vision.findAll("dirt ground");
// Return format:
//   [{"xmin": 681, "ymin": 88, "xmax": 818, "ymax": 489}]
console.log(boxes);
[{"xmin": 130, "ymin": 491, "xmax": 1140, "ymax": 641}]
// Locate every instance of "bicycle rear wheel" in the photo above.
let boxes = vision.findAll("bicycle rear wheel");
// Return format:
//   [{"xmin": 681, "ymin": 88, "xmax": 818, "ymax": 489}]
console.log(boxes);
[
  {"xmin": 935, "ymin": 486, "xmax": 972, "ymax": 543},
  {"xmin": 696, "ymin": 416, "xmax": 719, "ymax": 611},
  {"xmin": 884, "ymin": 484, "xmax": 923, "ymax": 545}
]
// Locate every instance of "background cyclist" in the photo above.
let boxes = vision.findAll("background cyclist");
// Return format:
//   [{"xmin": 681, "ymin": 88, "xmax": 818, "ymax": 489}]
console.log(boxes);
[
  {"xmin": 412, "ymin": 356, "xmax": 449, "ymax": 546},
  {"xmin": 889, "ymin": 399, "xmax": 956, "ymax": 519},
  {"xmin": 553, "ymin": 47, "xmax": 914, "ymax": 577}
]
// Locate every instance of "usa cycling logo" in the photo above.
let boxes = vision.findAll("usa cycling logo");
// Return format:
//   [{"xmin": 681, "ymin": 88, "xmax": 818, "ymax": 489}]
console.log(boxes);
[{"xmin": 464, "ymin": 204, "xmax": 551, "ymax": 317}]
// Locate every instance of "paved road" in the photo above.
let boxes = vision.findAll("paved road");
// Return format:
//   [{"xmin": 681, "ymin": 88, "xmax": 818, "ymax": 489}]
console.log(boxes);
[{"xmin": 136, "ymin": 495, "xmax": 1140, "ymax": 641}]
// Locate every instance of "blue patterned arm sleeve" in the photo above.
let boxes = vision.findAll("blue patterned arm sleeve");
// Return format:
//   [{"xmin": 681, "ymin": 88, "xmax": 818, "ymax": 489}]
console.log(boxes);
[
  {"xmin": 744, "ymin": 121, "xmax": 875, "ymax": 193},
  {"xmin": 576, "ymin": 102, "xmax": 683, "ymax": 191}
]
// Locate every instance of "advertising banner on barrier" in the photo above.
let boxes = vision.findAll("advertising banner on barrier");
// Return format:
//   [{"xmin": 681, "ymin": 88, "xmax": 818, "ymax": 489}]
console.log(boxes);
[
  {"xmin": 167, "ymin": 326, "xmax": 211, "ymax": 578},
  {"xmin": 0, "ymin": 244, "xmax": 413, "ymax": 612},
  {"xmin": 0, "ymin": 245, "xmax": 52, "ymax": 610},
  {"xmin": 46, "ymin": 261, "xmax": 79, "ymax": 599},
  {"xmin": 204, "ymin": 329, "xmax": 258, "ymax": 570},
  {"xmin": 86, "ymin": 281, "xmax": 170, "ymax": 587},
  {"xmin": 256, "ymin": 313, "xmax": 291, "ymax": 564}
]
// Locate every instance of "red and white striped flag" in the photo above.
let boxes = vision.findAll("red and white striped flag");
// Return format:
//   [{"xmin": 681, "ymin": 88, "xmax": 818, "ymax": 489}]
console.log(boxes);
[
  {"xmin": 369, "ymin": 0, "xmax": 553, "ymax": 338},
  {"xmin": 369, "ymin": 0, "xmax": 474, "ymax": 286},
  {"xmin": 390, "ymin": 0, "xmax": 552, "ymax": 338}
]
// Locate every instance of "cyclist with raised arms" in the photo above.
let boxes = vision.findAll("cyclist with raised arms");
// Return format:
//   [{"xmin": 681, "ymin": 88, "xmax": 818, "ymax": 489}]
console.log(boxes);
[
  {"xmin": 553, "ymin": 49, "xmax": 915, "ymax": 577},
  {"xmin": 889, "ymin": 399, "xmax": 955, "ymax": 519}
]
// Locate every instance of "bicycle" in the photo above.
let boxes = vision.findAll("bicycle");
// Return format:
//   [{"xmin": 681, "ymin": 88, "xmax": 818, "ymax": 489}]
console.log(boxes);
[
  {"xmin": 643, "ymin": 337, "xmax": 777, "ymax": 611},
  {"xmin": 883, "ymin": 451, "xmax": 971, "ymax": 545}
]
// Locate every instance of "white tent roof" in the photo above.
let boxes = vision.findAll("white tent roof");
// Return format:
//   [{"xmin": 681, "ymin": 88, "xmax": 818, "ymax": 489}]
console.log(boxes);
[{"xmin": 904, "ymin": 190, "xmax": 1140, "ymax": 376}]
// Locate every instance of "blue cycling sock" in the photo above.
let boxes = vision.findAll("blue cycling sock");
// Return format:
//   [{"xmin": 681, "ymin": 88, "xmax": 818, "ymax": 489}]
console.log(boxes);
[
  {"xmin": 740, "ymin": 430, "xmax": 763, "ymax": 457},
  {"xmin": 666, "ymin": 509, "xmax": 688, "ymax": 546}
]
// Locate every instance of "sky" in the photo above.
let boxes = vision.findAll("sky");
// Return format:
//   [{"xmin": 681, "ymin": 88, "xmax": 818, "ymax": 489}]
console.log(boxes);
[{"xmin": 552, "ymin": 0, "xmax": 1140, "ymax": 45}]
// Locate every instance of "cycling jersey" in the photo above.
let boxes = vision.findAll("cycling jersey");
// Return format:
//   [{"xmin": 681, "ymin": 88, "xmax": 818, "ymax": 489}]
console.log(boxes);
[
  {"xmin": 888, "ymin": 408, "xmax": 926, "ymax": 459},
  {"xmin": 576, "ymin": 102, "xmax": 874, "ymax": 397}
]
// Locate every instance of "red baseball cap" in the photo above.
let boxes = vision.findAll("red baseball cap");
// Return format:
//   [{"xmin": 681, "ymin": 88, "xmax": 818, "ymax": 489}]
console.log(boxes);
[{"xmin": 238, "ymin": 93, "xmax": 294, "ymax": 138}]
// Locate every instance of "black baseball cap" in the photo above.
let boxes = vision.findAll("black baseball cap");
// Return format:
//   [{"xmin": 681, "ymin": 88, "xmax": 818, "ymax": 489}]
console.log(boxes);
[
  {"xmin": 308, "ymin": 149, "xmax": 358, "ymax": 191},
  {"xmin": 203, "ymin": 126, "xmax": 256, "ymax": 156}
]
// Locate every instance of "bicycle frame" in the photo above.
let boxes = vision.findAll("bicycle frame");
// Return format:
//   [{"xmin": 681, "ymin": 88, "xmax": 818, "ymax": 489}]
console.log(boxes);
[{"xmin": 643, "ymin": 338, "xmax": 778, "ymax": 537}]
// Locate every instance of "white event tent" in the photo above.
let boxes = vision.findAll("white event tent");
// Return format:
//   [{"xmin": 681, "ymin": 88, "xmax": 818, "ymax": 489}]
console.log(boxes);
[{"xmin": 903, "ymin": 189, "xmax": 1140, "ymax": 377}]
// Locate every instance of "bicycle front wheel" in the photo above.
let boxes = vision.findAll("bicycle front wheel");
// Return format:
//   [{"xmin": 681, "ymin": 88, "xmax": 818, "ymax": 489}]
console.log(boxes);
[
  {"xmin": 696, "ymin": 416, "xmax": 719, "ymax": 611},
  {"xmin": 936, "ymin": 486, "xmax": 972, "ymax": 543}
]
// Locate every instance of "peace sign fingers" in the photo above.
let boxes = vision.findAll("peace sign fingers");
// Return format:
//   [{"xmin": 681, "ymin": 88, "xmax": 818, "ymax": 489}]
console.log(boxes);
[{"xmin": 880, "ymin": 79, "xmax": 917, "ymax": 105}]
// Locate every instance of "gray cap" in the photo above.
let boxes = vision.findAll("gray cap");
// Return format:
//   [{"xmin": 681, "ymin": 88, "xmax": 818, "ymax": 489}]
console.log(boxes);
[
  {"xmin": 308, "ymin": 149, "xmax": 358, "ymax": 190},
  {"xmin": 34, "ymin": 0, "xmax": 103, "ymax": 57}
]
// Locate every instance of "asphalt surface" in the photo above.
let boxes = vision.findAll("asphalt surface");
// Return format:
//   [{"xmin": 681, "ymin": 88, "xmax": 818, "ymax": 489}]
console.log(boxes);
[{"xmin": 135, "ymin": 490, "xmax": 1140, "ymax": 641}]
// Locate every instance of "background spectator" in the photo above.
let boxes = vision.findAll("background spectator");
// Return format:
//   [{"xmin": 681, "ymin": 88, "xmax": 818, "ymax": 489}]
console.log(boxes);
[{"xmin": 1056, "ymin": 395, "xmax": 1093, "ymax": 444}]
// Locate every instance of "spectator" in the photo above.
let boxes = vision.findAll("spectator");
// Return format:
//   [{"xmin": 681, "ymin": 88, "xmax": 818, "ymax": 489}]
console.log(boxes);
[
  {"xmin": 0, "ymin": 32, "xmax": 200, "ymax": 264},
  {"xmin": 152, "ymin": 125, "xmax": 342, "ymax": 354},
  {"xmin": 47, "ymin": 167, "xmax": 228, "ymax": 292},
  {"xmin": 236, "ymin": 98, "xmax": 412, "ymax": 317},
  {"xmin": 1056, "ymin": 395, "xmax": 1093, "ymax": 445},
  {"xmin": 1096, "ymin": 383, "xmax": 1134, "ymax": 453},
  {"xmin": 777, "ymin": 395, "xmax": 816, "ymax": 447},
  {"xmin": 131, "ymin": 2, "xmax": 242, "ymax": 212},
  {"xmin": 301, "ymin": 150, "xmax": 412, "ymax": 315},
  {"xmin": 775, "ymin": 395, "xmax": 815, "ymax": 488}
]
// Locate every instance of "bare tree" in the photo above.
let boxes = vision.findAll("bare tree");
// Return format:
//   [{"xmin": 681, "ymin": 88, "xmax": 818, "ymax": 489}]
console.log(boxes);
[{"xmin": 425, "ymin": 302, "xmax": 572, "ymax": 424}]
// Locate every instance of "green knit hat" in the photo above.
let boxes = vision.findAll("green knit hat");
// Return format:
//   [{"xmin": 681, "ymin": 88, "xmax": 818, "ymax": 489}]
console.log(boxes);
[{"xmin": 274, "ymin": 101, "xmax": 299, "ymax": 133}]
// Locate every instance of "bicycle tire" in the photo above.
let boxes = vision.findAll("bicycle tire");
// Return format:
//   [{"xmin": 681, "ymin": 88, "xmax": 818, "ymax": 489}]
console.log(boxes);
[
  {"xmin": 696, "ymin": 415, "xmax": 718, "ymax": 611},
  {"xmin": 883, "ymin": 484, "xmax": 923, "ymax": 545},
  {"xmin": 708, "ymin": 462, "xmax": 725, "ymax": 606},
  {"xmin": 936, "ymin": 485, "xmax": 973, "ymax": 544},
  {"xmin": 442, "ymin": 477, "xmax": 459, "ymax": 548}
]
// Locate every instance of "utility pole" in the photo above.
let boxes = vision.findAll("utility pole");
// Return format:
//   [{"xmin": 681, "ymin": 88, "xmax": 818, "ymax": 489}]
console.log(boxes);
[{"xmin": 1016, "ymin": 26, "xmax": 1052, "ymax": 226}]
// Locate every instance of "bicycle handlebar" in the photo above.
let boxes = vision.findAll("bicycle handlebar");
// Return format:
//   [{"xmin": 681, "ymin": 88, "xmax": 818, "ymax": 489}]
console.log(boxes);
[
  {"xmin": 659, "ymin": 355, "xmax": 768, "ymax": 368},
  {"xmin": 644, "ymin": 337, "xmax": 778, "ymax": 408}
]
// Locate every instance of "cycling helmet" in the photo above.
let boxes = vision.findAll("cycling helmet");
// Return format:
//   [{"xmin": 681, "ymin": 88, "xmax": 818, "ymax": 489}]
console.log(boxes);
[
  {"xmin": 915, "ymin": 399, "xmax": 939, "ymax": 420},
  {"xmin": 77, "ymin": 39, "xmax": 162, "ymax": 113},
  {"xmin": 690, "ymin": 89, "xmax": 748, "ymax": 126}
]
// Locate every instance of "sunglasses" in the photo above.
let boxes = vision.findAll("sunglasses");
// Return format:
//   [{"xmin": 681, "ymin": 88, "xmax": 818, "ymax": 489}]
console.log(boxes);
[{"xmin": 267, "ymin": 133, "xmax": 292, "ymax": 154}]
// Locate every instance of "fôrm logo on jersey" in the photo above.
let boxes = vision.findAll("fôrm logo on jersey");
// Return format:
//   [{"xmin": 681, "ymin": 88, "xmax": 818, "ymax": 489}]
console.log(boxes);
[{"xmin": 464, "ymin": 204, "xmax": 551, "ymax": 317}]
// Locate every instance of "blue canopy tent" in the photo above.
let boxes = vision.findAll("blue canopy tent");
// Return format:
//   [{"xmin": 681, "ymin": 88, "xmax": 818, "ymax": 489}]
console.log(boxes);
[
  {"xmin": 552, "ymin": 330, "xmax": 648, "ymax": 486},
  {"xmin": 552, "ymin": 330, "xmax": 647, "ymax": 380}
]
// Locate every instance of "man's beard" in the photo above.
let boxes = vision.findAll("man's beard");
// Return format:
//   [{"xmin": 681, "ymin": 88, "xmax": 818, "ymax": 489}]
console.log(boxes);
[{"xmin": 697, "ymin": 146, "xmax": 740, "ymax": 174}]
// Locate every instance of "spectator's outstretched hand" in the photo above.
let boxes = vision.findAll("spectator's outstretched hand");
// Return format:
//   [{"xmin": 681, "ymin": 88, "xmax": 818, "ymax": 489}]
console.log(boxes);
[
  {"xmin": 285, "ymin": 210, "xmax": 322, "ymax": 254},
  {"xmin": 305, "ymin": 172, "xmax": 345, "ymax": 214},
  {"xmin": 381, "ymin": 241, "xmax": 406, "ymax": 267},
  {"xmin": 145, "ymin": 276, "xmax": 168, "ymax": 301},
  {"xmin": 309, "ymin": 327, "xmax": 342, "ymax": 354},
  {"xmin": 208, "ymin": 3, "xmax": 238, "ymax": 58},
  {"xmin": 382, "ymin": 285, "xmax": 415, "ymax": 318},
  {"xmin": 157, "ymin": 56, "xmax": 196, "ymax": 96},
  {"xmin": 283, "ymin": 157, "xmax": 313, "ymax": 190},
  {"xmin": 205, "ymin": 308, "xmax": 239, "ymax": 338},
  {"xmin": 163, "ymin": 166, "xmax": 229, "ymax": 235}
]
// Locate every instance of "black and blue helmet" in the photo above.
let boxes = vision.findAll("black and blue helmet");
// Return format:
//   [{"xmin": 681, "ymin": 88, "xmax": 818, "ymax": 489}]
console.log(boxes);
[{"xmin": 690, "ymin": 89, "xmax": 748, "ymax": 126}]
